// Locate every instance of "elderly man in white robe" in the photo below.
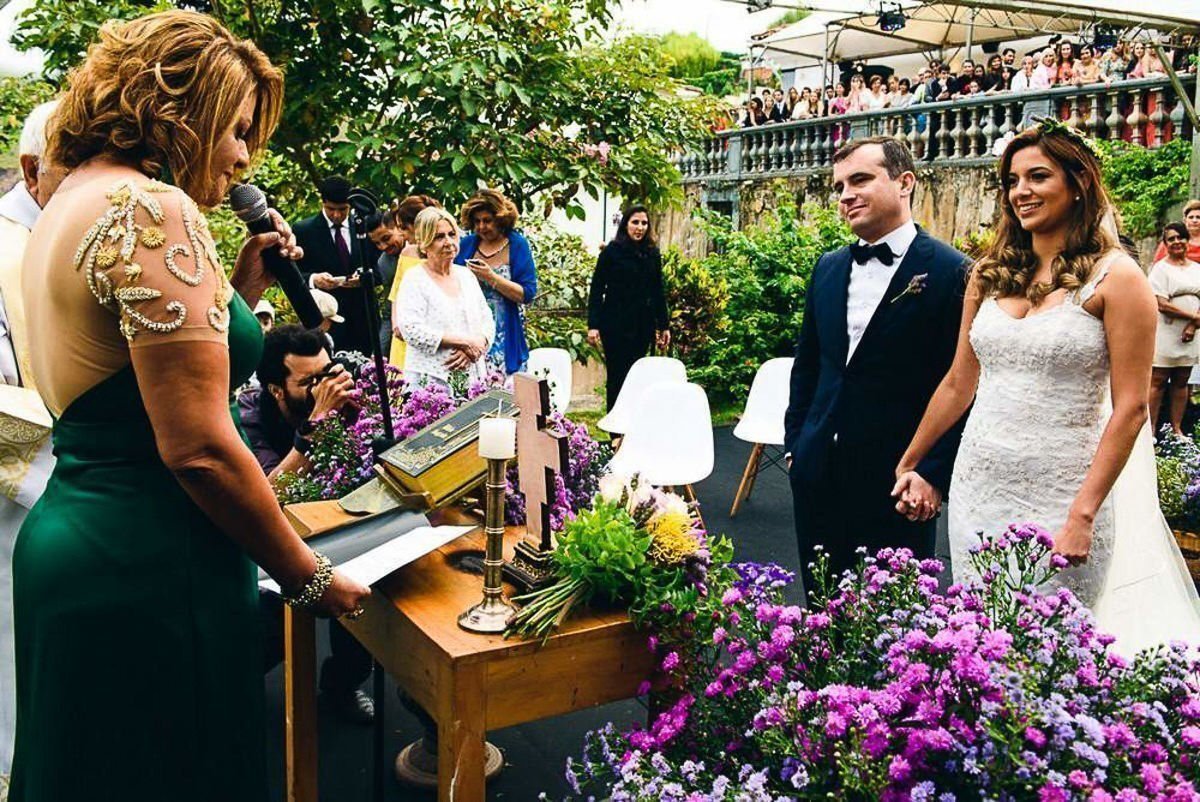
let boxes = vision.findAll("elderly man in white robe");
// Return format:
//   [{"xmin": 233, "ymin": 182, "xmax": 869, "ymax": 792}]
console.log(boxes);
[{"xmin": 0, "ymin": 100, "xmax": 62, "ymax": 793}]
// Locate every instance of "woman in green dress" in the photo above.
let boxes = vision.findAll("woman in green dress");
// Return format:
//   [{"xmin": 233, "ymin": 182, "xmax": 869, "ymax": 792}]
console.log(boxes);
[{"xmin": 11, "ymin": 11, "xmax": 369, "ymax": 800}]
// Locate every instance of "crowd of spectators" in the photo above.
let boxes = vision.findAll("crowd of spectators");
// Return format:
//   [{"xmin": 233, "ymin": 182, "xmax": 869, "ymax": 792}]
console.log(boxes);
[{"xmin": 739, "ymin": 37, "xmax": 1197, "ymax": 127}]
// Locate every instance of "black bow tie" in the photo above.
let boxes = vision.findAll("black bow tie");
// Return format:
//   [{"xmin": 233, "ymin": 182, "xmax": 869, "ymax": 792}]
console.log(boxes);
[{"xmin": 850, "ymin": 242, "xmax": 895, "ymax": 266}]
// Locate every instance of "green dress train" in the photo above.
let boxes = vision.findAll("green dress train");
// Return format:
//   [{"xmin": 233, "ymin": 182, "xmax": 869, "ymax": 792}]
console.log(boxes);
[{"xmin": 10, "ymin": 189, "xmax": 268, "ymax": 799}]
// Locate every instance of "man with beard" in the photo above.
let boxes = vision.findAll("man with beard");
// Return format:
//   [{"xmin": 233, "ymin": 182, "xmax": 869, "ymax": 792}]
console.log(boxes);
[{"xmin": 237, "ymin": 324, "xmax": 376, "ymax": 723}]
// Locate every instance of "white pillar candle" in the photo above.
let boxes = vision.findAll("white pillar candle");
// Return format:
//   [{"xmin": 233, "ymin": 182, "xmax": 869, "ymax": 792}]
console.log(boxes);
[{"xmin": 477, "ymin": 417, "xmax": 516, "ymax": 459}]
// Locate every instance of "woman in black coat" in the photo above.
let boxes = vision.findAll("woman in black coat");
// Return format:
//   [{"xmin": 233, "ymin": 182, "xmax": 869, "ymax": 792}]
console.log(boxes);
[{"xmin": 587, "ymin": 206, "xmax": 670, "ymax": 412}]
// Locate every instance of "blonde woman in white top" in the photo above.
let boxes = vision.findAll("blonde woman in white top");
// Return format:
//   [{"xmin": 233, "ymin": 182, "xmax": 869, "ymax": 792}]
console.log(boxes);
[
  {"xmin": 1149, "ymin": 221, "xmax": 1200, "ymax": 434},
  {"xmin": 394, "ymin": 207, "xmax": 494, "ymax": 390}
]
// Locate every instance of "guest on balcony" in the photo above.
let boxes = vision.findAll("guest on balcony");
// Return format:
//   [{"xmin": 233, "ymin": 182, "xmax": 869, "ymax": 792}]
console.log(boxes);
[
  {"xmin": 891, "ymin": 78, "xmax": 913, "ymax": 109},
  {"xmin": 786, "ymin": 87, "xmax": 802, "ymax": 120},
  {"xmin": 1100, "ymin": 40, "xmax": 1130, "ymax": 82},
  {"xmin": 1129, "ymin": 41, "xmax": 1166, "ymax": 78},
  {"xmin": 863, "ymin": 74, "xmax": 889, "ymax": 110},
  {"xmin": 981, "ymin": 54, "xmax": 1007, "ymax": 92},
  {"xmin": 741, "ymin": 97, "xmax": 768, "ymax": 128},
  {"xmin": 1054, "ymin": 41, "xmax": 1075, "ymax": 85},
  {"xmin": 1072, "ymin": 44, "xmax": 1103, "ymax": 85}
]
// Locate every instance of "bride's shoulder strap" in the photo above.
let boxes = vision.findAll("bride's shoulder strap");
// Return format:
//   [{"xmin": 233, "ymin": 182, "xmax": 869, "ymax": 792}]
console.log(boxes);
[{"xmin": 1077, "ymin": 249, "xmax": 1126, "ymax": 305}]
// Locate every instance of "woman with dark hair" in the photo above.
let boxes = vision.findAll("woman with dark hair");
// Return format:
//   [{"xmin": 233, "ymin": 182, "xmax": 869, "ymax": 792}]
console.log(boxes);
[
  {"xmin": 455, "ymin": 188, "xmax": 537, "ymax": 376},
  {"xmin": 586, "ymin": 207, "xmax": 669, "ymax": 411},
  {"xmin": 14, "ymin": 9, "xmax": 369, "ymax": 800},
  {"xmin": 895, "ymin": 121, "xmax": 1200, "ymax": 653},
  {"xmin": 741, "ymin": 96, "xmax": 768, "ymax": 127},
  {"xmin": 1148, "ymin": 221, "xmax": 1200, "ymax": 435}
]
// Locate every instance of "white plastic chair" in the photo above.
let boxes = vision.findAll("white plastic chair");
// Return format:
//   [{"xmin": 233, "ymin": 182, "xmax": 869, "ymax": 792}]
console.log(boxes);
[
  {"xmin": 730, "ymin": 357, "xmax": 794, "ymax": 517},
  {"xmin": 597, "ymin": 356, "xmax": 687, "ymax": 435},
  {"xmin": 608, "ymin": 381, "xmax": 714, "ymax": 524},
  {"xmin": 526, "ymin": 347, "xmax": 573, "ymax": 413}
]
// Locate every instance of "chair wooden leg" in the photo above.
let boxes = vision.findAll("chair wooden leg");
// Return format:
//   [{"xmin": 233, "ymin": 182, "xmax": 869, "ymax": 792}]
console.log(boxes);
[
  {"xmin": 682, "ymin": 484, "xmax": 706, "ymax": 532},
  {"xmin": 729, "ymin": 443, "xmax": 764, "ymax": 517},
  {"xmin": 744, "ymin": 444, "xmax": 767, "ymax": 502}
]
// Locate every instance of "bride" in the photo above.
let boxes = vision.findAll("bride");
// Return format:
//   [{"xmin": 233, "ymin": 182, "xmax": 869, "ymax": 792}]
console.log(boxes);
[{"xmin": 892, "ymin": 120, "xmax": 1200, "ymax": 654}]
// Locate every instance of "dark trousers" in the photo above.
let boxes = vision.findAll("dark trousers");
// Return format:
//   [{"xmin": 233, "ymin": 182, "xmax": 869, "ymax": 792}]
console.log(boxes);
[
  {"xmin": 259, "ymin": 591, "xmax": 373, "ymax": 692},
  {"xmin": 600, "ymin": 331, "xmax": 653, "ymax": 413},
  {"xmin": 790, "ymin": 440, "xmax": 935, "ymax": 604}
]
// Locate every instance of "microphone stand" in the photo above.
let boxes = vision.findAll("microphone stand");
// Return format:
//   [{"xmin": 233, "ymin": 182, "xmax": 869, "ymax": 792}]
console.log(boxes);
[{"xmin": 347, "ymin": 190, "xmax": 393, "ymax": 802}]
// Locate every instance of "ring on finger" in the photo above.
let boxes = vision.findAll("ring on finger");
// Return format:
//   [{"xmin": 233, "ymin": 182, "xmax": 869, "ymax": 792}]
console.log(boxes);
[{"xmin": 343, "ymin": 607, "xmax": 365, "ymax": 620}]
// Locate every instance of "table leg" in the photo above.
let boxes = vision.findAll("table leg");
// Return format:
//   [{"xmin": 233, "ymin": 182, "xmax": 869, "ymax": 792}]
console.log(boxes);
[
  {"xmin": 284, "ymin": 606, "xmax": 319, "ymax": 802},
  {"xmin": 437, "ymin": 664, "xmax": 487, "ymax": 802}
]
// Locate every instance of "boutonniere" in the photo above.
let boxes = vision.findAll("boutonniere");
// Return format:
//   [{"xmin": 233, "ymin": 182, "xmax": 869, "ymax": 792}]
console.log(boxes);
[{"xmin": 890, "ymin": 273, "xmax": 929, "ymax": 304}]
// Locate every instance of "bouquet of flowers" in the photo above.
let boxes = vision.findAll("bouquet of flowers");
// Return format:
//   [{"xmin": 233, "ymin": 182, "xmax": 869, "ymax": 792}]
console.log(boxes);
[
  {"xmin": 564, "ymin": 525, "xmax": 1200, "ymax": 800},
  {"xmin": 1155, "ymin": 428, "xmax": 1200, "ymax": 534},
  {"xmin": 504, "ymin": 473, "xmax": 735, "ymax": 642}
]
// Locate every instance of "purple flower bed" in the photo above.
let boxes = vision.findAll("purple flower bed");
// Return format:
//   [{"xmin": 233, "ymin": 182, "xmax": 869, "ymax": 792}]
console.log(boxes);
[{"xmin": 565, "ymin": 525, "xmax": 1200, "ymax": 801}]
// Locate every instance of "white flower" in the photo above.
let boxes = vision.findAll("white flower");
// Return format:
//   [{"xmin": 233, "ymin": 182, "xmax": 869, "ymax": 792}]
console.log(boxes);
[
  {"xmin": 598, "ymin": 470, "xmax": 632, "ymax": 503},
  {"xmin": 659, "ymin": 492, "xmax": 690, "ymax": 519},
  {"xmin": 991, "ymin": 131, "xmax": 1016, "ymax": 158}
]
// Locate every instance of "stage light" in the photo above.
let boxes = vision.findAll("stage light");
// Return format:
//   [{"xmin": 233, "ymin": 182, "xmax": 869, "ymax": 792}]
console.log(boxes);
[{"xmin": 877, "ymin": 3, "xmax": 906, "ymax": 32}]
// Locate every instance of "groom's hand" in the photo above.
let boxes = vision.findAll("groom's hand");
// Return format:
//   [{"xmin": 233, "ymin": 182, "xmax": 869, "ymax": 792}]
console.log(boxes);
[{"xmin": 891, "ymin": 471, "xmax": 942, "ymax": 522}]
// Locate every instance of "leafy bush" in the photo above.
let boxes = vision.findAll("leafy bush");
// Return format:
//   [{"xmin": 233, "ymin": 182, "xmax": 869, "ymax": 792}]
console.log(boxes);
[
  {"xmin": 662, "ymin": 247, "xmax": 728, "ymax": 361},
  {"xmin": 1094, "ymin": 138, "xmax": 1191, "ymax": 240},
  {"xmin": 952, "ymin": 226, "xmax": 995, "ymax": 261},
  {"xmin": 526, "ymin": 312, "xmax": 599, "ymax": 365},
  {"xmin": 683, "ymin": 200, "xmax": 852, "ymax": 405},
  {"xmin": 523, "ymin": 215, "xmax": 595, "ymax": 312},
  {"xmin": 0, "ymin": 76, "xmax": 56, "ymax": 162}
]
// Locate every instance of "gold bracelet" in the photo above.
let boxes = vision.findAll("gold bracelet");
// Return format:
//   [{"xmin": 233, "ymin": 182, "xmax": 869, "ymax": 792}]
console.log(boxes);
[{"xmin": 284, "ymin": 551, "xmax": 334, "ymax": 609}]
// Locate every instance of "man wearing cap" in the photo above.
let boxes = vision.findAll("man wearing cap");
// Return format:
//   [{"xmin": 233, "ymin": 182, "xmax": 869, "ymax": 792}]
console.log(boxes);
[
  {"xmin": 292, "ymin": 175, "xmax": 381, "ymax": 355},
  {"xmin": 311, "ymin": 288, "xmax": 343, "ymax": 354},
  {"xmin": 0, "ymin": 100, "xmax": 66, "ymax": 786}
]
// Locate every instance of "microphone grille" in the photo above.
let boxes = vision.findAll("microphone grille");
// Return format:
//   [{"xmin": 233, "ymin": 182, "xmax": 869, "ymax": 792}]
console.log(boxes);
[{"xmin": 228, "ymin": 183, "xmax": 269, "ymax": 222}]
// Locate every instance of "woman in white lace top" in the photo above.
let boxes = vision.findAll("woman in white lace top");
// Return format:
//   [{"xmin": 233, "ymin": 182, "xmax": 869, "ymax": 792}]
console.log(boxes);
[{"xmin": 393, "ymin": 207, "xmax": 494, "ymax": 390}]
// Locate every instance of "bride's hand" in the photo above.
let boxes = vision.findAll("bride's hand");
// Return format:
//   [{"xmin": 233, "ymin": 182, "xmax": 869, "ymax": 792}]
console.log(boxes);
[
  {"xmin": 891, "ymin": 471, "xmax": 941, "ymax": 522},
  {"xmin": 1051, "ymin": 513, "xmax": 1094, "ymax": 565}
]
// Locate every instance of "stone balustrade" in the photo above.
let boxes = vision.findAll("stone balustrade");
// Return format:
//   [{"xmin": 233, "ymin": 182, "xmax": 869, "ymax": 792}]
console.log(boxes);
[{"xmin": 678, "ymin": 75, "xmax": 1196, "ymax": 182}]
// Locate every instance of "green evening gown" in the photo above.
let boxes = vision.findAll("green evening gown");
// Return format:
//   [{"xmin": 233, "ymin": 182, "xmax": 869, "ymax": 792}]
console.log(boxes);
[{"xmin": 9, "ymin": 292, "xmax": 267, "ymax": 801}]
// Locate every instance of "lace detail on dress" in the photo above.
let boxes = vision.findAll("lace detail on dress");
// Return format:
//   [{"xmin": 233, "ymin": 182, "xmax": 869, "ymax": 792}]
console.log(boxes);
[
  {"xmin": 949, "ymin": 252, "xmax": 1124, "ymax": 605},
  {"xmin": 74, "ymin": 180, "xmax": 231, "ymax": 342}
]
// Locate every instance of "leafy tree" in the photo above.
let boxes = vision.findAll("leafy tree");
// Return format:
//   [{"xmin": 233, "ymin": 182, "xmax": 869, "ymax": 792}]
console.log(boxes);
[
  {"xmin": 660, "ymin": 32, "xmax": 723, "ymax": 80},
  {"xmin": 1093, "ymin": 137, "xmax": 1190, "ymax": 239},
  {"xmin": 16, "ymin": 0, "xmax": 717, "ymax": 216},
  {"xmin": 771, "ymin": 8, "xmax": 810, "ymax": 27},
  {"xmin": 0, "ymin": 76, "xmax": 57, "ymax": 164}
]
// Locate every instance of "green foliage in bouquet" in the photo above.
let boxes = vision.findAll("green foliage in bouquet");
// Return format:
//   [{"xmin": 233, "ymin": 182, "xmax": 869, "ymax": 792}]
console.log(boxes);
[
  {"xmin": 1158, "ymin": 456, "xmax": 1191, "ymax": 524},
  {"xmin": 662, "ymin": 247, "xmax": 729, "ymax": 361},
  {"xmin": 684, "ymin": 200, "xmax": 852, "ymax": 405}
]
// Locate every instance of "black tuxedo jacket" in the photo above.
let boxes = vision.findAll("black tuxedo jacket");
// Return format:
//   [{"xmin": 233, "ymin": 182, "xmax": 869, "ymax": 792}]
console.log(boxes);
[
  {"xmin": 292, "ymin": 212, "xmax": 382, "ymax": 355},
  {"xmin": 785, "ymin": 228, "xmax": 969, "ymax": 499}
]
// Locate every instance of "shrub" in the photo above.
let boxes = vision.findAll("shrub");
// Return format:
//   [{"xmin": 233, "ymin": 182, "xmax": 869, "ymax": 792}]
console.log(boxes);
[{"xmin": 662, "ymin": 247, "xmax": 729, "ymax": 361}]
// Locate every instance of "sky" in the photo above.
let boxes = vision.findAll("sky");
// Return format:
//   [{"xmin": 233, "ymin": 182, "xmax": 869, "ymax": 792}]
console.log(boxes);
[{"xmin": 0, "ymin": 0, "xmax": 778, "ymax": 76}]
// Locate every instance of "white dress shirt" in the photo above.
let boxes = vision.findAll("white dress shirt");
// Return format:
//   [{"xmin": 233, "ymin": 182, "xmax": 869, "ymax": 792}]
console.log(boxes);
[
  {"xmin": 845, "ymin": 220, "xmax": 917, "ymax": 363},
  {"xmin": 0, "ymin": 184, "xmax": 40, "ymax": 387}
]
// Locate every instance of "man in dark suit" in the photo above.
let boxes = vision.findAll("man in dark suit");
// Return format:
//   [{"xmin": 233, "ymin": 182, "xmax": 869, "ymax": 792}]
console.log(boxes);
[
  {"xmin": 769, "ymin": 88, "xmax": 787, "ymax": 122},
  {"xmin": 785, "ymin": 136, "xmax": 968, "ymax": 600},
  {"xmin": 292, "ymin": 175, "xmax": 382, "ymax": 355}
]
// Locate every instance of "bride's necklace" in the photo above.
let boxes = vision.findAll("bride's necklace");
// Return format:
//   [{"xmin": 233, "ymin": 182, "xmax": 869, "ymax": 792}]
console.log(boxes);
[{"xmin": 477, "ymin": 240, "xmax": 509, "ymax": 260}]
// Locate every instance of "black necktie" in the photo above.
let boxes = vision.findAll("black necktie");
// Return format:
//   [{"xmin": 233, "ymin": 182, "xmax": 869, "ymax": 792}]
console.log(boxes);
[{"xmin": 849, "ymin": 242, "xmax": 895, "ymax": 266}]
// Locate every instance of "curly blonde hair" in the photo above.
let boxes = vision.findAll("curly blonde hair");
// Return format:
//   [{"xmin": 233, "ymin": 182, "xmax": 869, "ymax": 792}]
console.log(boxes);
[
  {"xmin": 459, "ymin": 189, "xmax": 518, "ymax": 234},
  {"xmin": 47, "ymin": 10, "xmax": 283, "ymax": 208},
  {"xmin": 973, "ymin": 124, "xmax": 1117, "ymax": 304}
]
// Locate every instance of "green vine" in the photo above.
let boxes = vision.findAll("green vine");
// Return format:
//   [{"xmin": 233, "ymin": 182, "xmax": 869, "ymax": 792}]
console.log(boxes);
[{"xmin": 1093, "ymin": 138, "xmax": 1191, "ymax": 240}]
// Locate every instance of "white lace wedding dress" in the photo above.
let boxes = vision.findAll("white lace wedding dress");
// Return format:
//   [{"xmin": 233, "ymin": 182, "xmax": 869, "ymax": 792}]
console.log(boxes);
[{"xmin": 949, "ymin": 253, "xmax": 1200, "ymax": 655}]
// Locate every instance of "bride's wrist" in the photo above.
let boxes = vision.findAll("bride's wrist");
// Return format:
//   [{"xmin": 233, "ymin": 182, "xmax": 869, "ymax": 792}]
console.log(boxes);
[{"xmin": 1067, "ymin": 506, "xmax": 1096, "ymax": 526}]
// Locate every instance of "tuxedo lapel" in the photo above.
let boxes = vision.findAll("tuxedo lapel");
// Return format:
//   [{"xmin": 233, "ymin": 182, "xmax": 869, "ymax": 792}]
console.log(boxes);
[
  {"xmin": 827, "ymin": 248, "xmax": 852, "ymax": 366},
  {"xmin": 847, "ymin": 230, "xmax": 932, "ymax": 368}
]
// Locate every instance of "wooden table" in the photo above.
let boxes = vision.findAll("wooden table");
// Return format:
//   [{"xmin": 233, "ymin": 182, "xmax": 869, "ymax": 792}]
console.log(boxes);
[{"xmin": 283, "ymin": 504, "xmax": 656, "ymax": 802}]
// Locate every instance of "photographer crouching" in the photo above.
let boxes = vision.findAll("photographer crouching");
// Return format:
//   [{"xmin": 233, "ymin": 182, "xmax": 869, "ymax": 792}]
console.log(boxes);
[{"xmin": 238, "ymin": 324, "xmax": 375, "ymax": 723}]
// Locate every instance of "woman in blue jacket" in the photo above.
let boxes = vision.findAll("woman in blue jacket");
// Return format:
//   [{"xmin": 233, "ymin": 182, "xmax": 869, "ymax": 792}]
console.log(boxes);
[{"xmin": 456, "ymin": 189, "xmax": 537, "ymax": 376}]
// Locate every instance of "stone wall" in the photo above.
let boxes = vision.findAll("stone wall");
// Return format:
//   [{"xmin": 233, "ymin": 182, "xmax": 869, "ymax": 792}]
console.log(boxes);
[{"xmin": 659, "ymin": 164, "xmax": 1161, "ymax": 265}]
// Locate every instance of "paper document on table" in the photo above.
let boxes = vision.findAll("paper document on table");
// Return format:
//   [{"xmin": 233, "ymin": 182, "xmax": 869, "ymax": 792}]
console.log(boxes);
[{"xmin": 260, "ymin": 524, "xmax": 474, "ymax": 594}]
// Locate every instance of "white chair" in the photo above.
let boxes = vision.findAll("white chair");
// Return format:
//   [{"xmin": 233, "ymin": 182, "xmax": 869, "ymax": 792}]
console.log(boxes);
[
  {"xmin": 730, "ymin": 357, "xmax": 793, "ymax": 517},
  {"xmin": 526, "ymin": 347, "xmax": 573, "ymax": 413},
  {"xmin": 608, "ymin": 381, "xmax": 714, "ymax": 525},
  {"xmin": 597, "ymin": 356, "xmax": 687, "ymax": 435}
]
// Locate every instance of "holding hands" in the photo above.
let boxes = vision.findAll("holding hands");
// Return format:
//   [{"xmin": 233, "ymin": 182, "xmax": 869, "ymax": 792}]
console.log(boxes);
[{"xmin": 891, "ymin": 469, "xmax": 942, "ymax": 522}]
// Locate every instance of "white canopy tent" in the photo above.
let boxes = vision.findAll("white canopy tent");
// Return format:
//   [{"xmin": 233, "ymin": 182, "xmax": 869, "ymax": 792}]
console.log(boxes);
[{"xmin": 759, "ymin": 0, "xmax": 1200, "ymax": 70}]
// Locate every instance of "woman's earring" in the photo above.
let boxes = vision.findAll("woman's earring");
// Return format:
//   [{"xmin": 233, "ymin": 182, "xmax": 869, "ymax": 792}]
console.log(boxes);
[{"xmin": 1075, "ymin": 195, "xmax": 1081, "ymax": 201}]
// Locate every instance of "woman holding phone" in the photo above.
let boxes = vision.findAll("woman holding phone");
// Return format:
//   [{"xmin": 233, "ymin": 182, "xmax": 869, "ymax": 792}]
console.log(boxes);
[{"xmin": 455, "ymin": 189, "xmax": 537, "ymax": 376}]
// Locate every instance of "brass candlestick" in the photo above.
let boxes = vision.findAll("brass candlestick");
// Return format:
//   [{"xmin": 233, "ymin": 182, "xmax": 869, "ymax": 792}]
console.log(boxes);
[{"xmin": 458, "ymin": 457, "xmax": 516, "ymax": 633}]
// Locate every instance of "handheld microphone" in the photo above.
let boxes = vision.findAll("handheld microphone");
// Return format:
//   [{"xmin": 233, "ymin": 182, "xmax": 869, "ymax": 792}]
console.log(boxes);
[{"xmin": 228, "ymin": 183, "xmax": 325, "ymax": 330}]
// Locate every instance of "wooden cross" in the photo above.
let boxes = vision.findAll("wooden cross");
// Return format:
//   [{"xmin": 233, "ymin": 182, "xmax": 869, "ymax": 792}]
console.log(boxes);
[{"xmin": 513, "ymin": 374, "xmax": 567, "ymax": 549}]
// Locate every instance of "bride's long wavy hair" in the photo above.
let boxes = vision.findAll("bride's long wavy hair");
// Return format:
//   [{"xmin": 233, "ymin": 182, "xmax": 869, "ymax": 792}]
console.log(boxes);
[{"xmin": 973, "ymin": 125, "xmax": 1118, "ymax": 303}]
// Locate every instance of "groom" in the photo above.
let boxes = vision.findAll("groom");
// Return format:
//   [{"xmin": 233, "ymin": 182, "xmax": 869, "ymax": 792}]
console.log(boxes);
[{"xmin": 785, "ymin": 136, "xmax": 968, "ymax": 597}]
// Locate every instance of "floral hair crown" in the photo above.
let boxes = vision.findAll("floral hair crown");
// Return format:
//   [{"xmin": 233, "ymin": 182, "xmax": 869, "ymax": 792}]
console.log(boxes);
[{"xmin": 1034, "ymin": 117, "xmax": 1100, "ymax": 157}]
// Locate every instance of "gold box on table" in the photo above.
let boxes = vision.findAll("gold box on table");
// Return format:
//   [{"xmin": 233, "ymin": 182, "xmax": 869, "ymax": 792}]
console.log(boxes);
[{"xmin": 377, "ymin": 388, "xmax": 517, "ymax": 510}]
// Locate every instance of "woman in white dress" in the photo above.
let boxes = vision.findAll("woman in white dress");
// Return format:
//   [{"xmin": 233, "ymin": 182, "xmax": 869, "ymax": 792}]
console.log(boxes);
[
  {"xmin": 1147, "ymin": 222, "xmax": 1200, "ymax": 435},
  {"xmin": 393, "ymin": 207, "xmax": 494, "ymax": 391},
  {"xmin": 892, "ymin": 121, "xmax": 1200, "ymax": 654}
]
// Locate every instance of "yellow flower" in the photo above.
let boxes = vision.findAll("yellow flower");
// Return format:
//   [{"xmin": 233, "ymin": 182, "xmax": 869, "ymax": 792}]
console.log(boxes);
[
  {"xmin": 94, "ymin": 246, "xmax": 119, "ymax": 268},
  {"xmin": 124, "ymin": 263, "xmax": 142, "ymax": 281},
  {"xmin": 108, "ymin": 186, "xmax": 131, "ymax": 207},
  {"xmin": 140, "ymin": 226, "xmax": 166, "ymax": 248},
  {"xmin": 647, "ymin": 511, "xmax": 699, "ymax": 565}
]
